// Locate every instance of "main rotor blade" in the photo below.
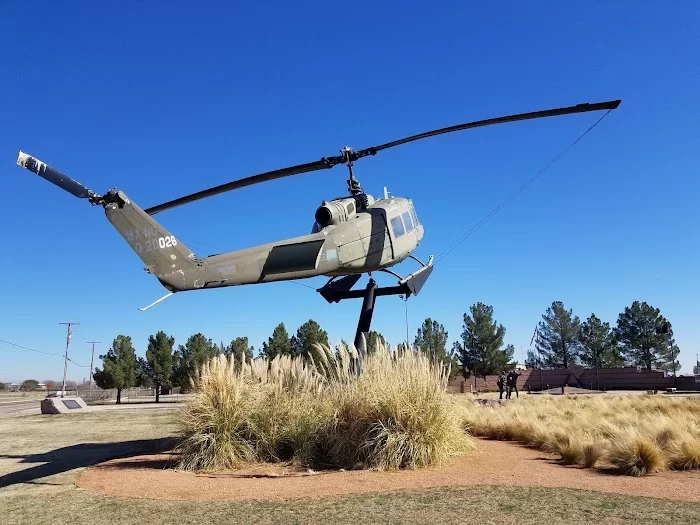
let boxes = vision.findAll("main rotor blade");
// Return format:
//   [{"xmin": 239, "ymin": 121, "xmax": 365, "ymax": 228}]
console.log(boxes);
[
  {"xmin": 353, "ymin": 99, "xmax": 621, "ymax": 159},
  {"xmin": 144, "ymin": 98, "xmax": 620, "ymax": 215},
  {"xmin": 16, "ymin": 150, "xmax": 95, "ymax": 199},
  {"xmin": 144, "ymin": 157, "xmax": 344, "ymax": 215}
]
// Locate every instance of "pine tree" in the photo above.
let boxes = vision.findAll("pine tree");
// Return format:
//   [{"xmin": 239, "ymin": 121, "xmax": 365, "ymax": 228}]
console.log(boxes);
[
  {"xmin": 613, "ymin": 301, "xmax": 677, "ymax": 371},
  {"xmin": 291, "ymin": 319, "xmax": 330, "ymax": 359},
  {"xmin": 144, "ymin": 331, "xmax": 174, "ymax": 402},
  {"xmin": 261, "ymin": 323, "xmax": 292, "ymax": 359},
  {"xmin": 453, "ymin": 303, "xmax": 514, "ymax": 378},
  {"xmin": 578, "ymin": 314, "xmax": 622, "ymax": 368},
  {"xmin": 524, "ymin": 349, "xmax": 541, "ymax": 369},
  {"xmin": 366, "ymin": 330, "xmax": 387, "ymax": 355},
  {"xmin": 92, "ymin": 335, "xmax": 138, "ymax": 404},
  {"xmin": 414, "ymin": 318, "xmax": 448, "ymax": 360},
  {"xmin": 535, "ymin": 301, "xmax": 580, "ymax": 368},
  {"xmin": 172, "ymin": 333, "xmax": 216, "ymax": 391},
  {"xmin": 229, "ymin": 336, "xmax": 255, "ymax": 366},
  {"xmin": 413, "ymin": 317, "xmax": 457, "ymax": 375}
]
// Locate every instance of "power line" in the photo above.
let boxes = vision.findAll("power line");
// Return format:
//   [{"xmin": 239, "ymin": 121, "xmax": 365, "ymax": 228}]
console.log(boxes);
[
  {"xmin": 0, "ymin": 337, "xmax": 90, "ymax": 367},
  {"xmin": 0, "ymin": 338, "xmax": 64, "ymax": 357},
  {"xmin": 434, "ymin": 109, "xmax": 614, "ymax": 264}
]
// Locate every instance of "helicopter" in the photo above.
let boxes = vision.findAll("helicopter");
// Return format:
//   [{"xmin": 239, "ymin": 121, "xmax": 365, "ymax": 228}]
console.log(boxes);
[{"xmin": 15, "ymin": 98, "xmax": 620, "ymax": 352}]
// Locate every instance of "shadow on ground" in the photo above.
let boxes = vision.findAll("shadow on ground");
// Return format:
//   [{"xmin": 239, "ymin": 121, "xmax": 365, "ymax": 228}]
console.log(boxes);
[{"xmin": 0, "ymin": 437, "xmax": 176, "ymax": 488}]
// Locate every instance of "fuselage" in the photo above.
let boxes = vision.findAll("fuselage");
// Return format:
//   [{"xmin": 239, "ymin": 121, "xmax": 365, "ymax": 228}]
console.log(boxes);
[{"xmin": 152, "ymin": 194, "xmax": 424, "ymax": 291}]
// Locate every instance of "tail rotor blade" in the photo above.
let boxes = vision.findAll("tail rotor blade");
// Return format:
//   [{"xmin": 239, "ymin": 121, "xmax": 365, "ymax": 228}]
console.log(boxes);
[{"xmin": 16, "ymin": 150, "xmax": 95, "ymax": 199}]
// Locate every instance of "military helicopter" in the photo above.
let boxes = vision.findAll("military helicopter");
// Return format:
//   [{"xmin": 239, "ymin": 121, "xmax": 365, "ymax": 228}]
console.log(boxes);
[{"xmin": 15, "ymin": 98, "xmax": 620, "ymax": 351}]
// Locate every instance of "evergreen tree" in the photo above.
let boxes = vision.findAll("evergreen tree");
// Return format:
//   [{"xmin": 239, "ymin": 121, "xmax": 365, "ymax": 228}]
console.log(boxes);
[
  {"xmin": 414, "ymin": 318, "xmax": 449, "ymax": 361},
  {"xmin": 366, "ymin": 330, "xmax": 386, "ymax": 355},
  {"xmin": 413, "ymin": 317, "xmax": 458, "ymax": 375},
  {"xmin": 144, "ymin": 331, "xmax": 174, "ymax": 402},
  {"xmin": 135, "ymin": 357, "xmax": 153, "ymax": 388},
  {"xmin": 261, "ymin": 323, "xmax": 292, "ymax": 359},
  {"xmin": 613, "ymin": 301, "xmax": 677, "ymax": 371},
  {"xmin": 453, "ymin": 303, "xmax": 514, "ymax": 378},
  {"xmin": 92, "ymin": 335, "xmax": 138, "ymax": 404},
  {"xmin": 396, "ymin": 341, "xmax": 411, "ymax": 353},
  {"xmin": 171, "ymin": 333, "xmax": 216, "ymax": 392},
  {"xmin": 229, "ymin": 336, "xmax": 255, "ymax": 366},
  {"xmin": 291, "ymin": 319, "xmax": 330, "ymax": 359},
  {"xmin": 524, "ymin": 349, "xmax": 541, "ymax": 369},
  {"xmin": 535, "ymin": 301, "xmax": 581, "ymax": 368},
  {"xmin": 578, "ymin": 313, "xmax": 622, "ymax": 368}
]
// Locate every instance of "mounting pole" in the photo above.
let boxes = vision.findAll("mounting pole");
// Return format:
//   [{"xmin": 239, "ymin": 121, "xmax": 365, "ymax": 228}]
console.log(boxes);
[
  {"xmin": 58, "ymin": 322, "xmax": 78, "ymax": 397},
  {"xmin": 87, "ymin": 341, "xmax": 101, "ymax": 390},
  {"xmin": 354, "ymin": 278, "xmax": 378, "ymax": 359}
]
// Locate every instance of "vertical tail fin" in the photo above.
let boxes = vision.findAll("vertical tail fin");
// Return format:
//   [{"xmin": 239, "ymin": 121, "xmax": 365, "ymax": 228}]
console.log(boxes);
[
  {"xmin": 102, "ymin": 189, "xmax": 200, "ymax": 283},
  {"xmin": 16, "ymin": 151, "xmax": 201, "ymax": 292}
]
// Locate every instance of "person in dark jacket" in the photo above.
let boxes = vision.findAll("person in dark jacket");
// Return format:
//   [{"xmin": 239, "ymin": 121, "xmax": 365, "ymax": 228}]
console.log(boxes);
[
  {"xmin": 496, "ymin": 370, "xmax": 507, "ymax": 399},
  {"xmin": 506, "ymin": 369, "xmax": 522, "ymax": 399}
]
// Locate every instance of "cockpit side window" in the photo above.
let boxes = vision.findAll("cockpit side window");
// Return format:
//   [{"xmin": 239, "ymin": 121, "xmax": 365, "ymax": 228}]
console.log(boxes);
[
  {"xmin": 409, "ymin": 202, "xmax": 419, "ymax": 226},
  {"xmin": 402, "ymin": 211, "xmax": 414, "ymax": 232},
  {"xmin": 391, "ymin": 215, "xmax": 405, "ymax": 238}
]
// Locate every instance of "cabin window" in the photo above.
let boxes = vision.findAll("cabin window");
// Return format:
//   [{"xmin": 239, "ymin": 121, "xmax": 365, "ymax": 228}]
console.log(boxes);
[
  {"xmin": 402, "ymin": 211, "xmax": 414, "ymax": 232},
  {"xmin": 391, "ymin": 215, "xmax": 405, "ymax": 237},
  {"xmin": 347, "ymin": 202, "xmax": 355, "ymax": 214}
]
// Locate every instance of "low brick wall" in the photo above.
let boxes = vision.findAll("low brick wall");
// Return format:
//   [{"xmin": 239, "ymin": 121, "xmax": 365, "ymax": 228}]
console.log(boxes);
[{"xmin": 448, "ymin": 367, "xmax": 700, "ymax": 393}]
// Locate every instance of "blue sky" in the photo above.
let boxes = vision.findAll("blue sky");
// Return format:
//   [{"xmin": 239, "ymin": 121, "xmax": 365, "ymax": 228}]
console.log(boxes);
[{"xmin": 1, "ymin": 1, "xmax": 698, "ymax": 382}]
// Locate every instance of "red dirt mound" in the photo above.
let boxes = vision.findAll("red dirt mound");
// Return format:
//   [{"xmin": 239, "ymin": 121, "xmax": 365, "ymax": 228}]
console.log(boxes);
[{"xmin": 75, "ymin": 439, "xmax": 700, "ymax": 502}]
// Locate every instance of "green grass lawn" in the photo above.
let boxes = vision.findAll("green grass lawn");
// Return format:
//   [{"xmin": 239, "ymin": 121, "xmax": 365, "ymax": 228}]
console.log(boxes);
[{"xmin": 2, "ymin": 407, "xmax": 699, "ymax": 525}]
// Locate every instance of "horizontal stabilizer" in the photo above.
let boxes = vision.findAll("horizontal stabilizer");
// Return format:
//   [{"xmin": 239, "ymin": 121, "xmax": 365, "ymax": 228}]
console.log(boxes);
[
  {"xmin": 399, "ymin": 255, "xmax": 434, "ymax": 296},
  {"xmin": 16, "ymin": 150, "xmax": 96, "ymax": 199}
]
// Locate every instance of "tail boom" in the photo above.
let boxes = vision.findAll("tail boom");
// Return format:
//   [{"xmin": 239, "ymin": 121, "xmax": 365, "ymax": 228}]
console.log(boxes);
[{"xmin": 15, "ymin": 150, "xmax": 342, "ymax": 294}]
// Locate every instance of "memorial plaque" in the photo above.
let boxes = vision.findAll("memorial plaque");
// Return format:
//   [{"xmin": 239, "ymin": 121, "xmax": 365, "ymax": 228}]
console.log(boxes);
[{"xmin": 62, "ymin": 399, "xmax": 82, "ymax": 409}]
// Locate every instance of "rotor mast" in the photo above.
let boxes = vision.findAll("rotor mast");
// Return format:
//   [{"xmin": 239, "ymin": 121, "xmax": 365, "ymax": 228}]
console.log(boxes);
[{"xmin": 342, "ymin": 146, "xmax": 364, "ymax": 196}]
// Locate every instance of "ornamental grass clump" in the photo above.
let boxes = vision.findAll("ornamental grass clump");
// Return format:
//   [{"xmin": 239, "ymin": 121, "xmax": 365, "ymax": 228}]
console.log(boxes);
[
  {"xmin": 458, "ymin": 393, "xmax": 700, "ymax": 476},
  {"xmin": 175, "ymin": 341, "xmax": 473, "ymax": 471}
]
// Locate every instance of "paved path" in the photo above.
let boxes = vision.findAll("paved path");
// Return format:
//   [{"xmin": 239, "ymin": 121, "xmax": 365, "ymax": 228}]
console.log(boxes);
[{"xmin": 0, "ymin": 400, "xmax": 40, "ymax": 417}]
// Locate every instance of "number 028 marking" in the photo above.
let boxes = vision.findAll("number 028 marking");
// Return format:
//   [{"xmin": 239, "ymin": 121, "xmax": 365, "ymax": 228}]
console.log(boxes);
[{"xmin": 158, "ymin": 236, "xmax": 177, "ymax": 249}]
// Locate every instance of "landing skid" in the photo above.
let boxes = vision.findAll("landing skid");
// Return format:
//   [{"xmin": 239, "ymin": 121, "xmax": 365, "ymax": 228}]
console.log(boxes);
[{"xmin": 317, "ymin": 256, "xmax": 434, "ymax": 357}]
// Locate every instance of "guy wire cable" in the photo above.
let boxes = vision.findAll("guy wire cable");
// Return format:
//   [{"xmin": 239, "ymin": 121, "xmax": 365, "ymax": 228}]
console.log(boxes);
[{"xmin": 433, "ymin": 109, "xmax": 615, "ymax": 265}]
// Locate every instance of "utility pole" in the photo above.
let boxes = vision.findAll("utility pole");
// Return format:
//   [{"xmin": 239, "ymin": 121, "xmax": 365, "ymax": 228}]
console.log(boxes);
[
  {"xmin": 87, "ymin": 341, "xmax": 101, "ymax": 390},
  {"xmin": 59, "ymin": 322, "xmax": 78, "ymax": 397}
]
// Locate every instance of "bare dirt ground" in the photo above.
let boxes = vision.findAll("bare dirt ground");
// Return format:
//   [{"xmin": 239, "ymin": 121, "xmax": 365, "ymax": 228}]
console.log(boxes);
[{"xmin": 76, "ymin": 438, "xmax": 700, "ymax": 503}]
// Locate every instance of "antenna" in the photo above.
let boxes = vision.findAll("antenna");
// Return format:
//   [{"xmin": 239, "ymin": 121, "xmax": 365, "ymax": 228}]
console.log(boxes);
[
  {"xmin": 87, "ymin": 341, "xmax": 101, "ymax": 390},
  {"xmin": 58, "ymin": 322, "xmax": 79, "ymax": 397}
]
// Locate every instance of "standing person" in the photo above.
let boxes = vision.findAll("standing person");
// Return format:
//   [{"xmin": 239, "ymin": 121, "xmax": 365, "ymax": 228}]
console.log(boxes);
[
  {"xmin": 496, "ymin": 370, "xmax": 506, "ymax": 399},
  {"xmin": 506, "ymin": 369, "xmax": 523, "ymax": 399}
]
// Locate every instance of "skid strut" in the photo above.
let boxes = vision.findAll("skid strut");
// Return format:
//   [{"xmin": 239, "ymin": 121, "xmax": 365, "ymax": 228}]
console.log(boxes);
[{"xmin": 316, "ymin": 256, "xmax": 434, "ymax": 357}]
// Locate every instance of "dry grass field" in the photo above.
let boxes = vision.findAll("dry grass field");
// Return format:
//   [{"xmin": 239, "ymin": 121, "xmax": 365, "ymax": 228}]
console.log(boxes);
[{"xmin": 459, "ymin": 393, "xmax": 700, "ymax": 476}]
